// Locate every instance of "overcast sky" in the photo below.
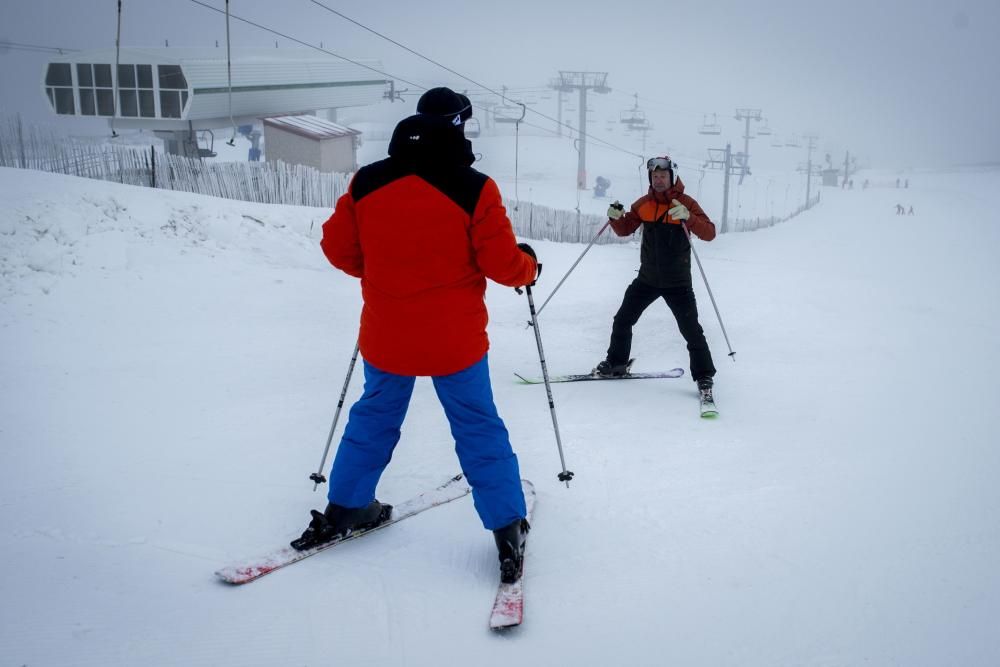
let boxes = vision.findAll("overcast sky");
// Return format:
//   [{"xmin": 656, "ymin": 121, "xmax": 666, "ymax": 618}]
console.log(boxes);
[{"xmin": 1, "ymin": 0, "xmax": 998, "ymax": 167}]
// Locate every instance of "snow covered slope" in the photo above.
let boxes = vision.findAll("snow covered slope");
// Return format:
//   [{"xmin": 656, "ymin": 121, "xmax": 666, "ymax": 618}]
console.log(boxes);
[{"xmin": 2, "ymin": 165, "xmax": 999, "ymax": 666}]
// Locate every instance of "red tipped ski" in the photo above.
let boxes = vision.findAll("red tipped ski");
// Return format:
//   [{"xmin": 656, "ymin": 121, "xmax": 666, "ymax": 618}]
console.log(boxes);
[{"xmin": 489, "ymin": 479, "xmax": 536, "ymax": 630}]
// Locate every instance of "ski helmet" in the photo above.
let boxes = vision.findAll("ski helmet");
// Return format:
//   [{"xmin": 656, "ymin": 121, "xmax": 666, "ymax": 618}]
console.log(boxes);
[{"xmin": 647, "ymin": 155, "xmax": 675, "ymax": 186}]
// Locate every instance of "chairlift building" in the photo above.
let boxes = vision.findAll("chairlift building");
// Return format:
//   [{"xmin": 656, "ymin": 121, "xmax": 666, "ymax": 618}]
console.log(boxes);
[{"xmin": 41, "ymin": 47, "xmax": 387, "ymax": 157}]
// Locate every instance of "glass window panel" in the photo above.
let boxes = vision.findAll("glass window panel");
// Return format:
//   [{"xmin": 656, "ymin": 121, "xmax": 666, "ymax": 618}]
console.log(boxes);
[
  {"xmin": 118, "ymin": 64, "xmax": 136, "ymax": 88},
  {"xmin": 46, "ymin": 88, "xmax": 54, "ymax": 106},
  {"xmin": 94, "ymin": 64, "xmax": 112, "ymax": 88},
  {"xmin": 76, "ymin": 63, "xmax": 93, "ymax": 87},
  {"xmin": 158, "ymin": 65, "xmax": 186, "ymax": 90},
  {"xmin": 119, "ymin": 89, "xmax": 138, "ymax": 117},
  {"xmin": 181, "ymin": 90, "xmax": 188, "ymax": 109},
  {"xmin": 54, "ymin": 87, "xmax": 75, "ymax": 114},
  {"xmin": 96, "ymin": 89, "xmax": 115, "ymax": 116},
  {"xmin": 139, "ymin": 90, "xmax": 155, "ymax": 117},
  {"xmin": 45, "ymin": 63, "xmax": 72, "ymax": 86},
  {"xmin": 79, "ymin": 89, "xmax": 96, "ymax": 116},
  {"xmin": 137, "ymin": 65, "xmax": 153, "ymax": 89},
  {"xmin": 160, "ymin": 90, "xmax": 180, "ymax": 118}
]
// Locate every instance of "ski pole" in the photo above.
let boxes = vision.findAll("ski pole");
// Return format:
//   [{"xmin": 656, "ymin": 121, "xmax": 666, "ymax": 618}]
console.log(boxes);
[
  {"xmin": 682, "ymin": 222, "xmax": 736, "ymax": 361},
  {"xmin": 309, "ymin": 340, "xmax": 360, "ymax": 490},
  {"xmin": 533, "ymin": 221, "xmax": 611, "ymax": 320},
  {"xmin": 518, "ymin": 270, "xmax": 575, "ymax": 487}
]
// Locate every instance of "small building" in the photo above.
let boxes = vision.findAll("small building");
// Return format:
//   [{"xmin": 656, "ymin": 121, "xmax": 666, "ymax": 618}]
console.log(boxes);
[
  {"xmin": 821, "ymin": 168, "xmax": 840, "ymax": 187},
  {"xmin": 263, "ymin": 115, "xmax": 361, "ymax": 173}
]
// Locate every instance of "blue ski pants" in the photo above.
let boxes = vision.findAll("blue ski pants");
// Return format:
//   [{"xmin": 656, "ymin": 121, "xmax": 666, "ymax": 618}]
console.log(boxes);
[{"xmin": 326, "ymin": 354, "xmax": 526, "ymax": 531}]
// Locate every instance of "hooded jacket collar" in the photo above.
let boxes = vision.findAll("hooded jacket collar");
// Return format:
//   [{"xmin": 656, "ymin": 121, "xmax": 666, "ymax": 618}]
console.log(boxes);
[{"xmin": 388, "ymin": 114, "xmax": 475, "ymax": 169}]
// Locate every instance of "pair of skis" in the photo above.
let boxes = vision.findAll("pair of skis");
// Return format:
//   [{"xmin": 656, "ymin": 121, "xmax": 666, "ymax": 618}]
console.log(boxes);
[
  {"xmin": 515, "ymin": 359, "xmax": 718, "ymax": 418},
  {"xmin": 215, "ymin": 474, "xmax": 536, "ymax": 631}
]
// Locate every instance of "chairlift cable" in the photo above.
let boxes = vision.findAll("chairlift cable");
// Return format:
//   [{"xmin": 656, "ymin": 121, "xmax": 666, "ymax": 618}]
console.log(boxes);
[
  {"xmin": 304, "ymin": 1, "xmax": 644, "ymax": 161},
  {"xmin": 187, "ymin": 0, "xmax": 426, "ymax": 92},
  {"xmin": 188, "ymin": 0, "xmax": 648, "ymax": 161}
]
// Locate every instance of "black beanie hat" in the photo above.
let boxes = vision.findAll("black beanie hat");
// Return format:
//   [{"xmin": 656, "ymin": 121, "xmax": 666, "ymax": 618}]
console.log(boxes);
[{"xmin": 417, "ymin": 87, "xmax": 473, "ymax": 126}]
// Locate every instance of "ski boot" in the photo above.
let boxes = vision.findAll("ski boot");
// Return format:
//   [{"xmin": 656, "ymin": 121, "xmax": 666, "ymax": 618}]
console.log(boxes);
[
  {"xmin": 594, "ymin": 359, "xmax": 629, "ymax": 378},
  {"xmin": 290, "ymin": 500, "xmax": 390, "ymax": 551},
  {"xmin": 696, "ymin": 377, "xmax": 714, "ymax": 401},
  {"xmin": 696, "ymin": 377, "xmax": 718, "ymax": 418},
  {"xmin": 493, "ymin": 518, "xmax": 530, "ymax": 584}
]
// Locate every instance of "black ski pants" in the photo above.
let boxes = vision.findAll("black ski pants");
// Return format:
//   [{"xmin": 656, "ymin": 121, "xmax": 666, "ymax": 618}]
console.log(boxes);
[{"xmin": 605, "ymin": 278, "xmax": 716, "ymax": 381}]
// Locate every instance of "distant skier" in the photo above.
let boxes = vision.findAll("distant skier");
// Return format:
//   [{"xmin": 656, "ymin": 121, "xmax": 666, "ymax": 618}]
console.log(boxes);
[
  {"xmin": 594, "ymin": 156, "xmax": 718, "ymax": 406},
  {"xmin": 908, "ymin": 205, "xmax": 915, "ymax": 215},
  {"xmin": 300, "ymin": 87, "xmax": 538, "ymax": 584}
]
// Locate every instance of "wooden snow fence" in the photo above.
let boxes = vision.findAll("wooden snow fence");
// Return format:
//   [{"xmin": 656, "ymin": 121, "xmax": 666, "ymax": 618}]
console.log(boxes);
[{"xmin": 504, "ymin": 199, "xmax": 629, "ymax": 245}]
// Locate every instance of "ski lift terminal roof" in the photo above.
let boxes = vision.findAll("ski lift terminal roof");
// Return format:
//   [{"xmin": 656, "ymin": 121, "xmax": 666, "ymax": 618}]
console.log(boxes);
[
  {"xmin": 41, "ymin": 47, "xmax": 388, "ymax": 131},
  {"xmin": 263, "ymin": 115, "xmax": 360, "ymax": 140}
]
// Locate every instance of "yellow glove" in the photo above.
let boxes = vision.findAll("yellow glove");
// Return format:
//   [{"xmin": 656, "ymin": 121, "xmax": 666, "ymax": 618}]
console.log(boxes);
[
  {"xmin": 607, "ymin": 201, "xmax": 625, "ymax": 220},
  {"xmin": 668, "ymin": 199, "xmax": 690, "ymax": 221}
]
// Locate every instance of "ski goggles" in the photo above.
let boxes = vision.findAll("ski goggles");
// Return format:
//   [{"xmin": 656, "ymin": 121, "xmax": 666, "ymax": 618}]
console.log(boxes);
[{"xmin": 647, "ymin": 157, "xmax": 675, "ymax": 171}]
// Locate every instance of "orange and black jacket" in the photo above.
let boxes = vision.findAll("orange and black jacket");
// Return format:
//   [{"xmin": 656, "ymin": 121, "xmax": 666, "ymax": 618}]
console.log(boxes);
[
  {"xmin": 321, "ymin": 114, "xmax": 537, "ymax": 377},
  {"xmin": 609, "ymin": 177, "xmax": 716, "ymax": 288}
]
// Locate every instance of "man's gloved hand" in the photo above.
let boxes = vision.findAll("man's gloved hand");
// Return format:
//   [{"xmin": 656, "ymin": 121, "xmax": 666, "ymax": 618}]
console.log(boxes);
[
  {"xmin": 515, "ymin": 243, "xmax": 540, "ymax": 289},
  {"xmin": 668, "ymin": 199, "xmax": 690, "ymax": 221},
  {"xmin": 607, "ymin": 201, "xmax": 625, "ymax": 220}
]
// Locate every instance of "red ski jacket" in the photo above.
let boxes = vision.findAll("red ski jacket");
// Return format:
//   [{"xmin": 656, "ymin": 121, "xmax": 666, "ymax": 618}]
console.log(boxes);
[{"xmin": 321, "ymin": 114, "xmax": 537, "ymax": 376}]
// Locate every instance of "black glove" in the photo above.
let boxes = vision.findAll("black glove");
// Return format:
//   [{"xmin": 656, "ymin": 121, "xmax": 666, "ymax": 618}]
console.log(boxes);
[{"xmin": 514, "ymin": 243, "xmax": 541, "ymax": 290}]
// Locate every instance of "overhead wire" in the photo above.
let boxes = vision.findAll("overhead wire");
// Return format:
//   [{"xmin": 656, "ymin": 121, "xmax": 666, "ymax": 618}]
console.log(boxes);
[
  {"xmin": 187, "ymin": 0, "xmax": 645, "ymax": 161},
  {"xmin": 308, "ymin": 0, "xmax": 645, "ymax": 159},
  {"xmin": 0, "ymin": 40, "xmax": 79, "ymax": 55}
]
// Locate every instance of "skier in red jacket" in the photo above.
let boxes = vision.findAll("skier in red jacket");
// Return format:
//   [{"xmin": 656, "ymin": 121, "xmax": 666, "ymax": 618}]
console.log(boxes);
[{"xmin": 295, "ymin": 88, "xmax": 537, "ymax": 584}]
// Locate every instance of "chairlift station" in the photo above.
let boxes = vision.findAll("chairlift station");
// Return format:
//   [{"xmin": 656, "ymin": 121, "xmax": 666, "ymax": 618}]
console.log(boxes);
[{"xmin": 41, "ymin": 47, "xmax": 387, "ymax": 157}]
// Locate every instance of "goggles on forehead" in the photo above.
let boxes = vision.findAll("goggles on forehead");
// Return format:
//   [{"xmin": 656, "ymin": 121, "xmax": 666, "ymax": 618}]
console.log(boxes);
[{"xmin": 647, "ymin": 157, "xmax": 675, "ymax": 171}]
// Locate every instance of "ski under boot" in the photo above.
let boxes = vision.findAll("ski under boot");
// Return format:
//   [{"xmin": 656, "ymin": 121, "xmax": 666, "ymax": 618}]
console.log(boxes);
[
  {"xmin": 593, "ymin": 359, "xmax": 630, "ymax": 378},
  {"xmin": 290, "ymin": 500, "xmax": 390, "ymax": 551},
  {"xmin": 493, "ymin": 518, "xmax": 531, "ymax": 584}
]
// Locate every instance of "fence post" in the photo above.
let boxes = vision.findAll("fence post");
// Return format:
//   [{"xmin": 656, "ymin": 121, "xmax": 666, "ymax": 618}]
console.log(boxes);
[
  {"xmin": 16, "ymin": 113, "xmax": 26, "ymax": 169},
  {"xmin": 150, "ymin": 145, "xmax": 156, "ymax": 188}
]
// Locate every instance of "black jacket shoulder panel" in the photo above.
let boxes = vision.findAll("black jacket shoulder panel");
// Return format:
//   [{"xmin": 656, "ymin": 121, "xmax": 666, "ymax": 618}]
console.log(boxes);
[
  {"xmin": 351, "ymin": 158, "xmax": 406, "ymax": 203},
  {"xmin": 350, "ymin": 159, "xmax": 488, "ymax": 217},
  {"xmin": 353, "ymin": 112, "xmax": 491, "ymax": 216},
  {"xmin": 417, "ymin": 166, "xmax": 488, "ymax": 217}
]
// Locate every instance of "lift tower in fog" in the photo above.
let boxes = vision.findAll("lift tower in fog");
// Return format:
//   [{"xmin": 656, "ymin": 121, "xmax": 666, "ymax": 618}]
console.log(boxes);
[
  {"xmin": 554, "ymin": 71, "xmax": 610, "ymax": 189},
  {"xmin": 734, "ymin": 108, "xmax": 763, "ymax": 184}
]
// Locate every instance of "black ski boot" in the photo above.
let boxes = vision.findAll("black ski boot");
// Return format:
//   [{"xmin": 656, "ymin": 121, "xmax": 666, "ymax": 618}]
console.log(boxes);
[
  {"xmin": 594, "ymin": 359, "xmax": 629, "ymax": 378},
  {"xmin": 493, "ymin": 518, "xmax": 530, "ymax": 584},
  {"xmin": 290, "ymin": 500, "xmax": 389, "ymax": 551},
  {"xmin": 696, "ymin": 376, "xmax": 714, "ymax": 403}
]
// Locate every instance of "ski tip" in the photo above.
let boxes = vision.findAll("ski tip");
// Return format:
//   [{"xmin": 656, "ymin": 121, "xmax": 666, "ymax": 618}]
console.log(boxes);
[{"xmin": 513, "ymin": 372, "xmax": 531, "ymax": 384}]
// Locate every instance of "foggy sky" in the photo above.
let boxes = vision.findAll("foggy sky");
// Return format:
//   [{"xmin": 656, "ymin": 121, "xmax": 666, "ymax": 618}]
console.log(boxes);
[{"xmin": 1, "ymin": 0, "xmax": 998, "ymax": 167}]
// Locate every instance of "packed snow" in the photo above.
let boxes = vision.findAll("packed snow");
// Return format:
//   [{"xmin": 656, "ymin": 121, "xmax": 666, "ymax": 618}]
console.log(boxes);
[{"xmin": 2, "ymin": 158, "xmax": 999, "ymax": 665}]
